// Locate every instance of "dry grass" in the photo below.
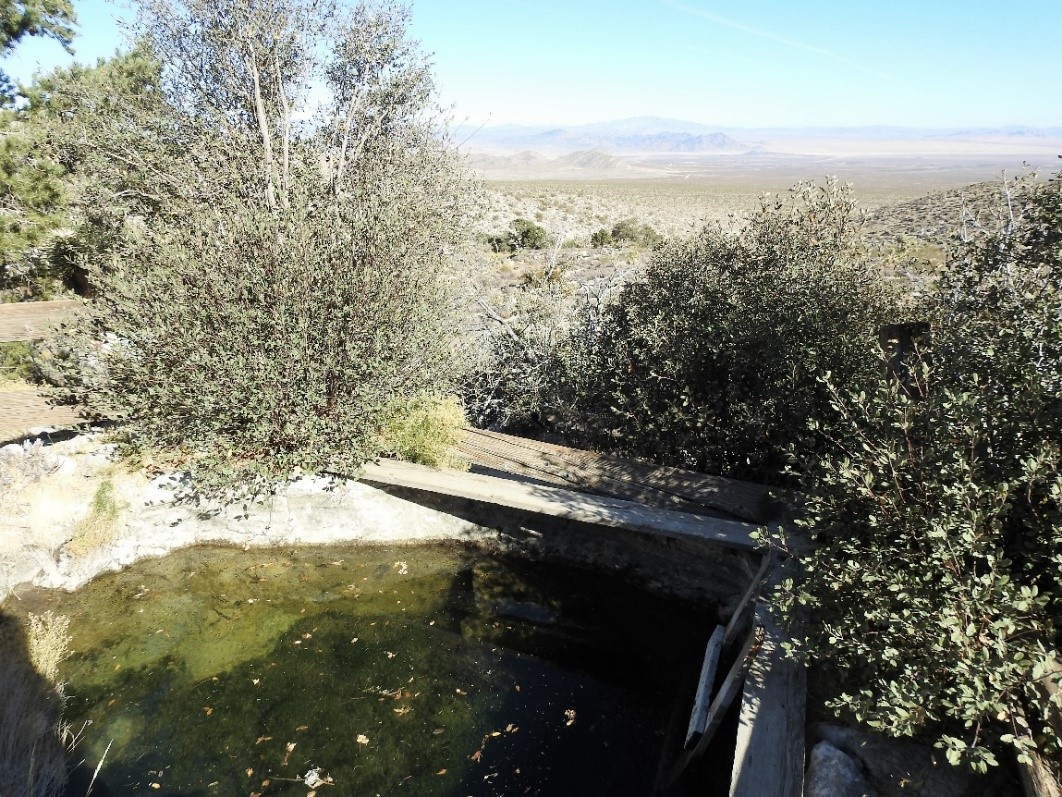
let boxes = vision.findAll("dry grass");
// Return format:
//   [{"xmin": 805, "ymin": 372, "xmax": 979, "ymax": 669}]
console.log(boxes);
[
  {"xmin": 0, "ymin": 440, "xmax": 60, "ymax": 513},
  {"xmin": 0, "ymin": 612, "xmax": 71, "ymax": 797},
  {"xmin": 63, "ymin": 478, "xmax": 123, "ymax": 558}
]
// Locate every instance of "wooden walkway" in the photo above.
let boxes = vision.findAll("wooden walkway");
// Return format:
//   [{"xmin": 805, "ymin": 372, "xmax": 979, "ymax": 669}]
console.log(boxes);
[
  {"xmin": 1, "ymin": 301, "xmax": 83, "ymax": 442},
  {"xmin": 0, "ymin": 299, "xmax": 77, "ymax": 342}
]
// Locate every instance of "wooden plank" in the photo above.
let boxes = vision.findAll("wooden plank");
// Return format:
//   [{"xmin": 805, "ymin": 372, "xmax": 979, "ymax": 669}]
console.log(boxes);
[
  {"xmin": 456, "ymin": 428, "xmax": 775, "ymax": 524},
  {"xmin": 0, "ymin": 300, "xmax": 79, "ymax": 342},
  {"xmin": 723, "ymin": 551, "xmax": 776, "ymax": 649},
  {"xmin": 359, "ymin": 458, "xmax": 762, "ymax": 551},
  {"xmin": 685, "ymin": 625, "xmax": 726, "ymax": 747},
  {"xmin": 661, "ymin": 622, "xmax": 760, "ymax": 791},
  {"xmin": 729, "ymin": 601, "xmax": 806, "ymax": 797},
  {"xmin": 0, "ymin": 387, "xmax": 84, "ymax": 442}
]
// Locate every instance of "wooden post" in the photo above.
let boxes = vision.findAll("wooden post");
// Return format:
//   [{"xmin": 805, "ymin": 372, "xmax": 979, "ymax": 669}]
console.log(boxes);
[{"xmin": 685, "ymin": 625, "xmax": 725, "ymax": 747}]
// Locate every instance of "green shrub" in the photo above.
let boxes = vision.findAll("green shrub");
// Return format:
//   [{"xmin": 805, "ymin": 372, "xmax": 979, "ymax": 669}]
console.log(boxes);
[
  {"xmin": 377, "ymin": 393, "xmax": 468, "ymax": 470},
  {"xmin": 510, "ymin": 217, "xmax": 548, "ymax": 250},
  {"xmin": 551, "ymin": 180, "xmax": 901, "ymax": 484},
  {"xmin": 778, "ymin": 174, "xmax": 1062, "ymax": 771},
  {"xmin": 590, "ymin": 228, "xmax": 612, "ymax": 248},
  {"xmin": 0, "ymin": 341, "xmax": 38, "ymax": 383},
  {"xmin": 610, "ymin": 217, "xmax": 660, "ymax": 247}
]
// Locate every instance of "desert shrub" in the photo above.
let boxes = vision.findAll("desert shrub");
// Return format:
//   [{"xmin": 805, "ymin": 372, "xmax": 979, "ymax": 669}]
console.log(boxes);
[
  {"xmin": 377, "ymin": 393, "xmax": 468, "ymax": 469},
  {"xmin": 485, "ymin": 219, "xmax": 547, "ymax": 254},
  {"xmin": 590, "ymin": 228, "xmax": 612, "ymax": 248},
  {"xmin": 610, "ymin": 217, "xmax": 661, "ymax": 247},
  {"xmin": 486, "ymin": 233, "xmax": 511, "ymax": 254},
  {"xmin": 778, "ymin": 174, "xmax": 1062, "ymax": 771},
  {"xmin": 51, "ymin": 0, "xmax": 473, "ymax": 497},
  {"xmin": 511, "ymin": 217, "xmax": 548, "ymax": 250},
  {"xmin": 551, "ymin": 180, "xmax": 901, "ymax": 484}
]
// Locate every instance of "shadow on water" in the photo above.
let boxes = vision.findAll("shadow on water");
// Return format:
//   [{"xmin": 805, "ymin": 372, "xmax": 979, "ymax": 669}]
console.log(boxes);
[{"xmin": 10, "ymin": 543, "xmax": 718, "ymax": 797}]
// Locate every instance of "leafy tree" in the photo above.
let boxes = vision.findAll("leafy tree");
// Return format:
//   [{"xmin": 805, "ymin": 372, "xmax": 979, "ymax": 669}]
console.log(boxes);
[
  {"xmin": 0, "ymin": 0, "xmax": 76, "ymax": 99},
  {"xmin": 549, "ymin": 180, "xmax": 901, "ymax": 485},
  {"xmin": 778, "ymin": 174, "xmax": 1062, "ymax": 771},
  {"xmin": 54, "ymin": 0, "xmax": 474, "ymax": 496},
  {"xmin": 0, "ymin": 106, "xmax": 65, "ymax": 291}
]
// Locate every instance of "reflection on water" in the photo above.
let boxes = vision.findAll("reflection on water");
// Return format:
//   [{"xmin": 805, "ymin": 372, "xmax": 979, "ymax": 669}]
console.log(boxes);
[{"xmin": 14, "ymin": 543, "xmax": 716, "ymax": 796}]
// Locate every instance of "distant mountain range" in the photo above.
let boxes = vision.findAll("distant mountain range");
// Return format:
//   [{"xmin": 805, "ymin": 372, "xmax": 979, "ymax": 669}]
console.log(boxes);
[
  {"xmin": 460, "ymin": 116, "xmax": 748, "ymax": 154},
  {"xmin": 456, "ymin": 116, "xmax": 1062, "ymax": 155}
]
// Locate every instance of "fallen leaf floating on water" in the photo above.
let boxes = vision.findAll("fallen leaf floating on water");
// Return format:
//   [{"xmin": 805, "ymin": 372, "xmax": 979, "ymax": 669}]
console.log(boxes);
[
  {"xmin": 356, "ymin": 734, "xmax": 370, "ymax": 745},
  {"xmin": 203, "ymin": 706, "xmax": 214, "ymax": 716},
  {"xmin": 252, "ymin": 678, "xmax": 260, "ymax": 686},
  {"xmin": 470, "ymin": 750, "xmax": 482, "ymax": 763},
  {"xmin": 505, "ymin": 724, "xmax": 518, "ymax": 733},
  {"xmin": 245, "ymin": 768, "xmax": 254, "ymax": 777},
  {"xmin": 255, "ymin": 736, "xmax": 272, "ymax": 745},
  {"xmin": 296, "ymin": 725, "xmax": 309, "ymax": 731},
  {"xmin": 149, "ymin": 784, "xmax": 160, "ymax": 790},
  {"xmin": 303, "ymin": 768, "xmax": 334, "ymax": 788},
  {"xmin": 435, "ymin": 769, "xmax": 447, "ymax": 776},
  {"xmin": 564, "ymin": 709, "xmax": 576, "ymax": 726},
  {"xmin": 393, "ymin": 706, "xmax": 411, "ymax": 715}
]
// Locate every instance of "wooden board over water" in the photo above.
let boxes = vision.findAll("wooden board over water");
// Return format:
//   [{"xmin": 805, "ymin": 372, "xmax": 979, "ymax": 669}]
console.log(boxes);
[
  {"xmin": 456, "ymin": 427, "xmax": 775, "ymax": 524},
  {"xmin": 361, "ymin": 458, "xmax": 764, "ymax": 551}
]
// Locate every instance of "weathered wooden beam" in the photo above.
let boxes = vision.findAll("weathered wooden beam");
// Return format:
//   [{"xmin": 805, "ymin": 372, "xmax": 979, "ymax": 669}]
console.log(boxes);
[
  {"xmin": 0, "ymin": 300, "xmax": 79, "ymax": 342},
  {"xmin": 723, "ymin": 551, "xmax": 775, "ymax": 649},
  {"xmin": 685, "ymin": 625, "xmax": 726, "ymax": 748},
  {"xmin": 456, "ymin": 427, "xmax": 776, "ymax": 524},
  {"xmin": 661, "ymin": 622, "xmax": 759, "ymax": 792},
  {"xmin": 729, "ymin": 601, "xmax": 806, "ymax": 797},
  {"xmin": 359, "ymin": 458, "xmax": 763, "ymax": 550}
]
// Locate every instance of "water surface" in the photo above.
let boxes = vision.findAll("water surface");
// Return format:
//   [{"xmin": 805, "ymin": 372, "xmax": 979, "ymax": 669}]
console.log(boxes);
[{"xmin": 17, "ymin": 543, "xmax": 715, "ymax": 796}]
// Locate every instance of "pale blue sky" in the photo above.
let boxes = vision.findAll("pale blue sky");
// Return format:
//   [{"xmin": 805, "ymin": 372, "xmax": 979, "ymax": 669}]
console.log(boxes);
[{"xmin": 4, "ymin": 0, "xmax": 1059, "ymax": 128}]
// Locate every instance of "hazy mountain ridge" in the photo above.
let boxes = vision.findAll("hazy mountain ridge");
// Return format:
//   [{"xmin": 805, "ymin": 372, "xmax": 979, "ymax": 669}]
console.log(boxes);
[{"xmin": 459, "ymin": 115, "xmax": 1062, "ymax": 156}]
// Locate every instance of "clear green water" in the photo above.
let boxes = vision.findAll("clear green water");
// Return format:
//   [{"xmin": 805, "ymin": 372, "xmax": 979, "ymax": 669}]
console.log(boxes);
[{"xmin": 16, "ymin": 543, "xmax": 715, "ymax": 796}]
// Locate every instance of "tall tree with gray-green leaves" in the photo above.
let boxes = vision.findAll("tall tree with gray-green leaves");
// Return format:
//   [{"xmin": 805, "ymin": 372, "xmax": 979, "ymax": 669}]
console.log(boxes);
[{"xmin": 54, "ymin": 0, "xmax": 475, "ymax": 497}]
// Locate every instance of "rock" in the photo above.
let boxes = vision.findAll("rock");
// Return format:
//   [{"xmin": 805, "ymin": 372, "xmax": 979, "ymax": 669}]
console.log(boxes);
[
  {"xmin": 805, "ymin": 740, "xmax": 876, "ymax": 797},
  {"xmin": 813, "ymin": 724, "xmax": 1006, "ymax": 797}
]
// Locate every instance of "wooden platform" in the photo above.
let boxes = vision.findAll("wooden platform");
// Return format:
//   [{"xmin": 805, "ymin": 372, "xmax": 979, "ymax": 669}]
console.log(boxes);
[
  {"xmin": 0, "ymin": 387, "xmax": 84, "ymax": 444},
  {"xmin": 457, "ymin": 428, "xmax": 775, "ymax": 524},
  {"xmin": 0, "ymin": 299, "xmax": 78, "ymax": 342},
  {"xmin": 360, "ymin": 457, "xmax": 764, "ymax": 551}
]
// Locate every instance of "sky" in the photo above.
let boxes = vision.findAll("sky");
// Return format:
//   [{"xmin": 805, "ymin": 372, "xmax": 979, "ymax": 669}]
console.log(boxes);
[{"xmin": 3, "ymin": 0, "xmax": 1060, "ymax": 129}]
